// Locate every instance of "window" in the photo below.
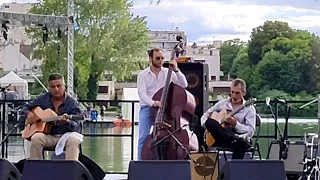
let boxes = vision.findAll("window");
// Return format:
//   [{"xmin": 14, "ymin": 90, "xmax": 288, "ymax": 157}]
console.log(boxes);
[
  {"xmin": 211, "ymin": 76, "xmax": 216, "ymax": 81},
  {"xmin": 104, "ymin": 74, "xmax": 112, "ymax": 81},
  {"xmin": 98, "ymin": 86, "xmax": 109, "ymax": 93},
  {"xmin": 210, "ymin": 50, "xmax": 213, "ymax": 56},
  {"xmin": 4, "ymin": 5, "xmax": 9, "ymax": 8},
  {"xmin": 23, "ymin": 64, "xmax": 26, "ymax": 69}
]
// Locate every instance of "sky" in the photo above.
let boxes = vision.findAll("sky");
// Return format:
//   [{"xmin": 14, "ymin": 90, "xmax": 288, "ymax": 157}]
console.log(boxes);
[{"xmin": 2, "ymin": 0, "xmax": 320, "ymax": 44}]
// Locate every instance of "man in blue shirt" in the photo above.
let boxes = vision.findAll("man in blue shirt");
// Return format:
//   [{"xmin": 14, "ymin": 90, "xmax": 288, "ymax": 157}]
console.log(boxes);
[{"xmin": 19, "ymin": 73, "xmax": 83, "ymax": 160}]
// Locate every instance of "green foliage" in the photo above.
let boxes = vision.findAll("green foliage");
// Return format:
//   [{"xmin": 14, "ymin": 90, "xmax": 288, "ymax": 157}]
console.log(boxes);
[
  {"xmin": 247, "ymin": 21, "xmax": 295, "ymax": 65},
  {"xmin": 27, "ymin": 0, "xmax": 150, "ymax": 100},
  {"xmin": 220, "ymin": 20, "xmax": 320, "ymax": 117},
  {"xmin": 220, "ymin": 38, "xmax": 244, "ymax": 75}
]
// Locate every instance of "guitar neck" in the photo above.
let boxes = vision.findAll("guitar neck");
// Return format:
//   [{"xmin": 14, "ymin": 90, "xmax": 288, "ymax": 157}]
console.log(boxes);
[
  {"xmin": 228, "ymin": 107, "xmax": 243, "ymax": 117},
  {"xmin": 42, "ymin": 114, "xmax": 85, "ymax": 122}
]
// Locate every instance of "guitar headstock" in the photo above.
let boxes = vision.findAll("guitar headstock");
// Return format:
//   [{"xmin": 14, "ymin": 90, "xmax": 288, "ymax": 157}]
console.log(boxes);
[{"xmin": 244, "ymin": 98, "xmax": 257, "ymax": 107}]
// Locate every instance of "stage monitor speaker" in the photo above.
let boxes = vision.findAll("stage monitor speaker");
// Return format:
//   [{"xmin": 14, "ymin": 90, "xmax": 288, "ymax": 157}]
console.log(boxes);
[
  {"xmin": 163, "ymin": 62, "xmax": 209, "ymax": 118},
  {"xmin": 128, "ymin": 160, "xmax": 191, "ymax": 180},
  {"xmin": 50, "ymin": 152, "xmax": 106, "ymax": 180},
  {"xmin": 219, "ymin": 160, "xmax": 286, "ymax": 180},
  {"xmin": 267, "ymin": 140, "xmax": 304, "ymax": 174},
  {"xmin": 190, "ymin": 151, "xmax": 218, "ymax": 180},
  {"xmin": 21, "ymin": 160, "xmax": 94, "ymax": 180},
  {"xmin": 0, "ymin": 158, "xmax": 21, "ymax": 180}
]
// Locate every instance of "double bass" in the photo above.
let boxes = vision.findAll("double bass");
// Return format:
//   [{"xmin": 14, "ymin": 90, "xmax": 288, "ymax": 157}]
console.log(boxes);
[{"xmin": 141, "ymin": 36, "xmax": 198, "ymax": 160}]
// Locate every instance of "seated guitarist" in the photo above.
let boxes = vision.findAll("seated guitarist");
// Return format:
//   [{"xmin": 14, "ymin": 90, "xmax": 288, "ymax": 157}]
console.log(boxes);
[
  {"xmin": 18, "ymin": 73, "xmax": 82, "ymax": 160},
  {"xmin": 200, "ymin": 78, "xmax": 256, "ymax": 159}
]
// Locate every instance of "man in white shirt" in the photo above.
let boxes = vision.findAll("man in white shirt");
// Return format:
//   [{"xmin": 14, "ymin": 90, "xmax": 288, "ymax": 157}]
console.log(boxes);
[
  {"xmin": 136, "ymin": 48, "xmax": 188, "ymax": 160},
  {"xmin": 200, "ymin": 78, "xmax": 256, "ymax": 159}
]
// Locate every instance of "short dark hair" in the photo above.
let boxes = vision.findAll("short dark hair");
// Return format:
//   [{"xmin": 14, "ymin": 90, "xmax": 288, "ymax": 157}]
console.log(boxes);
[
  {"xmin": 48, "ymin": 73, "xmax": 64, "ymax": 82},
  {"xmin": 148, "ymin": 48, "xmax": 162, "ymax": 58}
]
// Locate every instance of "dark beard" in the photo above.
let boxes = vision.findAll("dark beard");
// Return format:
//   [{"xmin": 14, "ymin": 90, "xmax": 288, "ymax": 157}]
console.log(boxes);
[{"xmin": 151, "ymin": 60, "xmax": 162, "ymax": 68}]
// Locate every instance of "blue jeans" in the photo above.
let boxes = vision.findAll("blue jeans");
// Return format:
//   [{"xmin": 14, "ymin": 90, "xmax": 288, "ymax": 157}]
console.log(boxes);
[{"xmin": 137, "ymin": 106, "xmax": 153, "ymax": 160}]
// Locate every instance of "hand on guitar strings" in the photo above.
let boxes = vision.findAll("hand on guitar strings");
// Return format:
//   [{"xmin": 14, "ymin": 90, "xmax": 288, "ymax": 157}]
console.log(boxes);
[
  {"xmin": 225, "ymin": 116, "xmax": 237, "ymax": 127},
  {"xmin": 54, "ymin": 113, "xmax": 70, "ymax": 125}
]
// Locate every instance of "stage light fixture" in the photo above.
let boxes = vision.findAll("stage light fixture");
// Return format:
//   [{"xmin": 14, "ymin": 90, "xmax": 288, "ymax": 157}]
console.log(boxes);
[
  {"xmin": 1, "ymin": 20, "xmax": 9, "ymax": 41},
  {"xmin": 42, "ymin": 25, "xmax": 48, "ymax": 44}
]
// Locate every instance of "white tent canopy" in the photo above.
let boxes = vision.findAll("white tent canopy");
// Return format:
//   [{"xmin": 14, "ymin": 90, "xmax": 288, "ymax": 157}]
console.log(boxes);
[{"xmin": 0, "ymin": 71, "xmax": 28, "ymax": 99}]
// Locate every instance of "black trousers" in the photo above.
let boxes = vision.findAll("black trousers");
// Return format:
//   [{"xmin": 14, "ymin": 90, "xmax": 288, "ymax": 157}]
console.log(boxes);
[{"xmin": 205, "ymin": 118, "xmax": 250, "ymax": 159}]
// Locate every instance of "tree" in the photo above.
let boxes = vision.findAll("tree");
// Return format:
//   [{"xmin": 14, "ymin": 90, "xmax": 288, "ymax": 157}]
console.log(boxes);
[
  {"xmin": 255, "ymin": 50, "xmax": 301, "ymax": 94},
  {"xmin": 76, "ymin": 0, "xmax": 150, "ymax": 100},
  {"xmin": 27, "ymin": 0, "xmax": 150, "ymax": 100},
  {"xmin": 248, "ymin": 21, "xmax": 295, "ymax": 65},
  {"xmin": 220, "ymin": 39, "xmax": 243, "ymax": 75}
]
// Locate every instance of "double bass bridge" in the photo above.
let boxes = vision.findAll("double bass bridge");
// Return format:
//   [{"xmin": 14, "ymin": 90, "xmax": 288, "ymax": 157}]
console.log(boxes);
[{"xmin": 155, "ymin": 122, "xmax": 172, "ymax": 131}]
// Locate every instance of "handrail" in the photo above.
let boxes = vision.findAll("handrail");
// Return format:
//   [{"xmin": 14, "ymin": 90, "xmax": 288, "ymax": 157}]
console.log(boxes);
[{"xmin": 0, "ymin": 99, "xmax": 318, "ymax": 174}]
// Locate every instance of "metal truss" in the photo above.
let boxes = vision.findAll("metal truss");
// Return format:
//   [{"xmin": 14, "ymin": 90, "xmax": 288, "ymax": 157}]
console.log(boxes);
[{"xmin": 0, "ymin": 0, "xmax": 75, "ymax": 97}]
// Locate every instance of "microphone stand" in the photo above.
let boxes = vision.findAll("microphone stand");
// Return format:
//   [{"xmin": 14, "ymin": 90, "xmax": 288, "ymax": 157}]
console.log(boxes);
[
  {"xmin": 299, "ymin": 95, "xmax": 320, "ymax": 135},
  {"xmin": 280, "ymin": 105, "xmax": 291, "ymax": 160},
  {"xmin": 0, "ymin": 124, "xmax": 19, "ymax": 158},
  {"xmin": 266, "ymin": 101, "xmax": 290, "ymax": 160},
  {"xmin": 0, "ymin": 84, "xmax": 10, "ymax": 158}
]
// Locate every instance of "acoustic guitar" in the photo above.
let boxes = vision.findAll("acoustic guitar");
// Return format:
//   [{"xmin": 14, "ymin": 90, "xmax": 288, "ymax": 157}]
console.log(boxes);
[
  {"xmin": 204, "ymin": 98, "xmax": 256, "ymax": 147},
  {"xmin": 21, "ymin": 106, "xmax": 86, "ymax": 140}
]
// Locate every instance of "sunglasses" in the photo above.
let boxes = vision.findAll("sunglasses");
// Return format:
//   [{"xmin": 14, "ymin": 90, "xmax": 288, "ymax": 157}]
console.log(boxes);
[{"xmin": 155, "ymin": 56, "xmax": 165, "ymax": 60}]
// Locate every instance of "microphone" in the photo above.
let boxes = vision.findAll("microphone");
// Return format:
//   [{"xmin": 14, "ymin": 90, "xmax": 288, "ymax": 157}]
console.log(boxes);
[
  {"xmin": 275, "ymin": 97, "xmax": 286, "ymax": 104},
  {"xmin": 266, "ymin": 97, "xmax": 271, "ymax": 106}
]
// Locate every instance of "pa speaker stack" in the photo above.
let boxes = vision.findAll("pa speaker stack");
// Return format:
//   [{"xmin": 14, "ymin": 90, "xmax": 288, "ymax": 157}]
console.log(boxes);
[
  {"xmin": 163, "ymin": 61, "xmax": 209, "ymax": 117},
  {"xmin": 219, "ymin": 160, "xmax": 286, "ymax": 180},
  {"xmin": 163, "ymin": 61, "xmax": 209, "ymax": 146},
  {"xmin": 0, "ymin": 158, "xmax": 21, "ymax": 180}
]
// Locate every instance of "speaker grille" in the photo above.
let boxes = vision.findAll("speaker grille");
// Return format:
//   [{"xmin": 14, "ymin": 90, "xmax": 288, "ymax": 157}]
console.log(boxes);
[{"xmin": 195, "ymin": 156, "xmax": 216, "ymax": 176}]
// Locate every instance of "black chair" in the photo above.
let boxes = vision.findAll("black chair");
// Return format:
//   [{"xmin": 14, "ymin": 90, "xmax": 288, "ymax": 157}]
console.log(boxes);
[
  {"xmin": 213, "ymin": 114, "xmax": 262, "ymax": 160},
  {"xmin": 42, "ymin": 121, "xmax": 84, "ymax": 161}
]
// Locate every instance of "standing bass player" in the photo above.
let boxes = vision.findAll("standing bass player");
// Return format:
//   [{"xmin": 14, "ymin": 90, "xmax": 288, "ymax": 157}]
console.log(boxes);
[
  {"xmin": 18, "ymin": 73, "xmax": 83, "ymax": 160},
  {"xmin": 137, "ymin": 48, "xmax": 189, "ymax": 160},
  {"xmin": 201, "ymin": 78, "xmax": 256, "ymax": 159}
]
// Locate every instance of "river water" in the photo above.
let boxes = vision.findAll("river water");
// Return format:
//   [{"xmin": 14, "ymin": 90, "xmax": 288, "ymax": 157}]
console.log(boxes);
[{"xmin": 3, "ymin": 118, "xmax": 320, "ymax": 179}]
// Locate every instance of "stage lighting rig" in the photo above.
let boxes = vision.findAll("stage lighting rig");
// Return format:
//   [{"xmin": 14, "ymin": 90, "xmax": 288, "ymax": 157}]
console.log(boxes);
[
  {"xmin": 0, "ymin": 0, "xmax": 75, "ymax": 97},
  {"xmin": 57, "ymin": 27, "xmax": 62, "ymax": 39},
  {"xmin": 1, "ymin": 20, "xmax": 9, "ymax": 41},
  {"xmin": 42, "ymin": 25, "xmax": 48, "ymax": 44}
]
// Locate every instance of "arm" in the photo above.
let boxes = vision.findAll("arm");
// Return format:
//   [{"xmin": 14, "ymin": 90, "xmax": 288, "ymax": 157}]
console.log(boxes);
[
  {"xmin": 137, "ymin": 73, "xmax": 154, "ymax": 106},
  {"xmin": 171, "ymin": 70, "xmax": 188, "ymax": 88},
  {"xmin": 18, "ymin": 97, "xmax": 41, "ymax": 129},
  {"xmin": 234, "ymin": 106, "xmax": 256, "ymax": 137},
  {"xmin": 200, "ymin": 100, "xmax": 224, "ymax": 127},
  {"xmin": 66, "ymin": 100, "xmax": 83, "ymax": 133}
]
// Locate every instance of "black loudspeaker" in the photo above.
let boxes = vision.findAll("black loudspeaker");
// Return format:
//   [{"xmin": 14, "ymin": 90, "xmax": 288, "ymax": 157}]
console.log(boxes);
[
  {"xmin": 163, "ymin": 62, "xmax": 209, "ymax": 117},
  {"xmin": 0, "ymin": 158, "xmax": 22, "ymax": 180},
  {"xmin": 79, "ymin": 154, "xmax": 105, "ymax": 180},
  {"xmin": 21, "ymin": 160, "xmax": 94, "ymax": 180},
  {"xmin": 163, "ymin": 62, "xmax": 209, "ymax": 147},
  {"xmin": 128, "ymin": 160, "xmax": 191, "ymax": 180},
  {"xmin": 50, "ymin": 152, "xmax": 105, "ymax": 180},
  {"xmin": 219, "ymin": 160, "xmax": 286, "ymax": 180},
  {"xmin": 267, "ymin": 140, "xmax": 304, "ymax": 174}
]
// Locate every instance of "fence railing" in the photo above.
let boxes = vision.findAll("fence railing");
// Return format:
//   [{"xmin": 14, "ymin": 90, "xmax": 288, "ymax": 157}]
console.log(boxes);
[{"xmin": 0, "ymin": 99, "xmax": 318, "ymax": 174}]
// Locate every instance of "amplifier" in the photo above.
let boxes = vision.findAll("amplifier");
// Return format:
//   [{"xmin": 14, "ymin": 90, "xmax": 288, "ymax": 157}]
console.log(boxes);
[{"xmin": 267, "ymin": 140, "xmax": 304, "ymax": 174}]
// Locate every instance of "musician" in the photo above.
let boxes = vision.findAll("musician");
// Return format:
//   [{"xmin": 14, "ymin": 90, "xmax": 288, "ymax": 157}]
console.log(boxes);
[
  {"xmin": 201, "ymin": 78, "xmax": 256, "ymax": 159},
  {"xmin": 18, "ymin": 73, "xmax": 82, "ymax": 160},
  {"xmin": 137, "ymin": 48, "xmax": 188, "ymax": 160}
]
